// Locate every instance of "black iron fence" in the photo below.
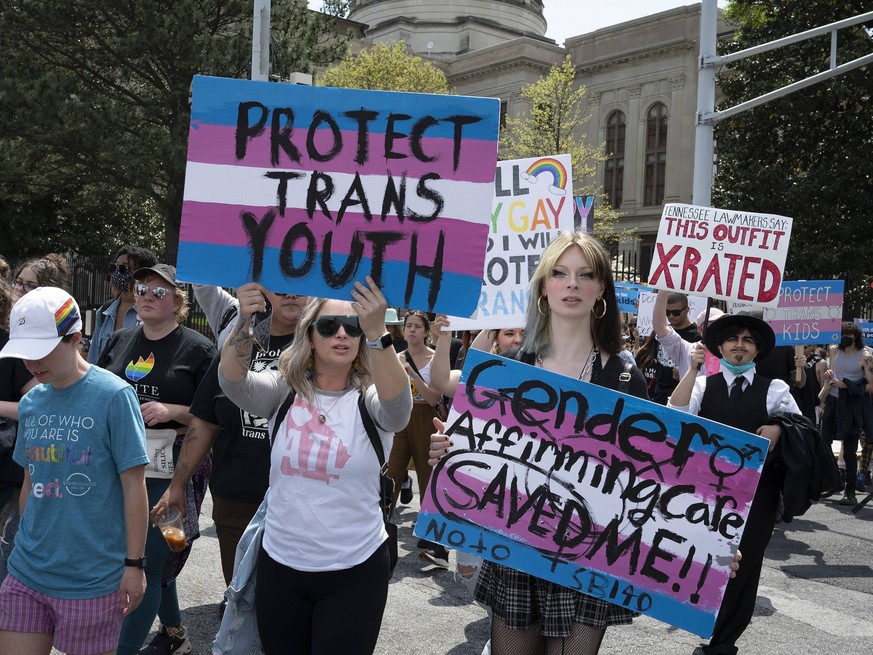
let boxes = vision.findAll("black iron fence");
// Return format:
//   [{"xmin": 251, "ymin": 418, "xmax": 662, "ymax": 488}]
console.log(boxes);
[{"xmin": 10, "ymin": 252, "xmax": 215, "ymax": 342}]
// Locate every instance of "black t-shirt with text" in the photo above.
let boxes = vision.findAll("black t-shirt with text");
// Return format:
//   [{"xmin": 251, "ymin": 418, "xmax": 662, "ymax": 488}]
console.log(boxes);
[
  {"xmin": 97, "ymin": 325, "xmax": 215, "ymax": 430},
  {"xmin": 190, "ymin": 333, "xmax": 294, "ymax": 504}
]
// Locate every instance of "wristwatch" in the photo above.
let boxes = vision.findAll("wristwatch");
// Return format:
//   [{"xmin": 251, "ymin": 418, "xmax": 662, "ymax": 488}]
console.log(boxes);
[
  {"xmin": 365, "ymin": 333, "xmax": 393, "ymax": 350},
  {"xmin": 124, "ymin": 557, "xmax": 147, "ymax": 569}
]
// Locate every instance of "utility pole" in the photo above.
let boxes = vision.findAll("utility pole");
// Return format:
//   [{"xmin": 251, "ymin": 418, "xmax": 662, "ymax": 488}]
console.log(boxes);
[
  {"xmin": 252, "ymin": 0, "xmax": 271, "ymax": 81},
  {"xmin": 692, "ymin": 1, "xmax": 873, "ymax": 206}
]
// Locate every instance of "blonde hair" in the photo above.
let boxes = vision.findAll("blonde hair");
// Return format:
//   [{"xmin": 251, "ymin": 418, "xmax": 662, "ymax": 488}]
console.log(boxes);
[
  {"xmin": 278, "ymin": 297, "xmax": 372, "ymax": 405},
  {"xmin": 521, "ymin": 231, "xmax": 622, "ymax": 357}
]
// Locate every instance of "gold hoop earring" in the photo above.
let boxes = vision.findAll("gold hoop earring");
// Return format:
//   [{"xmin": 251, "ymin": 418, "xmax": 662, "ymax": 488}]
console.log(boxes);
[
  {"xmin": 592, "ymin": 297, "xmax": 607, "ymax": 320},
  {"xmin": 537, "ymin": 295, "xmax": 550, "ymax": 316}
]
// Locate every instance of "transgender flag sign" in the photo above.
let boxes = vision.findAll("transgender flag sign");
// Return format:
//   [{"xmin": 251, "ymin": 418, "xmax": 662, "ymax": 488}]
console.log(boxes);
[
  {"xmin": 178, "ymin": 76, "xmax": 500, "ymax": 315},
  {"xmin": 416, "ymin": 349, "xmax": 769, "ymax": 637}
]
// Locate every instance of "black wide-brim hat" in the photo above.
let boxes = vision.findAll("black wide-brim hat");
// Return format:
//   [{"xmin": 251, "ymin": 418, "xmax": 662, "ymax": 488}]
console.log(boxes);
[{"xmin": 702, "ymin": 310, "xmax": 776, "ymax": 362}]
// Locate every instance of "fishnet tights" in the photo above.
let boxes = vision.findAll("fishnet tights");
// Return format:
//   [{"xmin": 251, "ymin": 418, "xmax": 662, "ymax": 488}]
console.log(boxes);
[{"xmin": 490, "ymin": 616, "xmax": 606, "ymax": 655}]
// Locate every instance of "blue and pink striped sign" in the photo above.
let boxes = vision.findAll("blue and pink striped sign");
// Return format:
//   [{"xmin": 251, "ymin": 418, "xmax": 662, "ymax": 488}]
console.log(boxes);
[
  {"xmin": 416, "ymin": 349, "xmax": 768, "ymax": 637},
  {"xmin": 178, "ymin": 75, "xmax": 500, "ymax": 314}
]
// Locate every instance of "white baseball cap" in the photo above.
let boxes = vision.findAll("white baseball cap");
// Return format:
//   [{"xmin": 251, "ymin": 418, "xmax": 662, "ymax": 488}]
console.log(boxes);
[{"xmin": 0, "ymin": 287, "xmax": 83, "ymax": 360}]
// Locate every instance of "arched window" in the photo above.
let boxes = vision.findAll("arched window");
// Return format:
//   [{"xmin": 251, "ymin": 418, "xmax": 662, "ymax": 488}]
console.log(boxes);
[
  {"xmin": 644, "ymin": 102, "xmax": 668, "ymax": 206},
  {"xmin": 604, "ymin": 110, "xmax": 626, "ymax": 209}
]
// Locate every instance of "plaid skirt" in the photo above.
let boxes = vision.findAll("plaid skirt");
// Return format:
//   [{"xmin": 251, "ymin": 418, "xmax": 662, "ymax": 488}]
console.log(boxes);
[{"xmin": 474, "ymin": 561, "xmax": 637, "ymax": 637}]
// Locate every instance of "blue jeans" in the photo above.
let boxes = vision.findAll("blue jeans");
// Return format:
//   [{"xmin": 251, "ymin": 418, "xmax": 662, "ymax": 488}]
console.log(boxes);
[{"xmin": 117, "ymin": 480, "xmax": 183, "ymax": 655}]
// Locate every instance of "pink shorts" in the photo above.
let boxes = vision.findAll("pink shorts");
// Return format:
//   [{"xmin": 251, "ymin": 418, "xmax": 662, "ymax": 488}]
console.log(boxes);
[{"xmin": 0, "ymin": 575, "xmax": 122, "ymax": 654}]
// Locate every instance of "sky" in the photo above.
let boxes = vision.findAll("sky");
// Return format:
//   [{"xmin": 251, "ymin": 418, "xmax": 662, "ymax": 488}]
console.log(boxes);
[{"xmin": 309, "ymin": 1, "xmax": 730, "ymax": 47}]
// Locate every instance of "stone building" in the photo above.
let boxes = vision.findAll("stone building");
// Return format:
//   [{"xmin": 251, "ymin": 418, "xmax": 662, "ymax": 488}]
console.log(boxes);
[{"xmin": 346, "ymin": 0, "xmax": 730, "ymax": 275}]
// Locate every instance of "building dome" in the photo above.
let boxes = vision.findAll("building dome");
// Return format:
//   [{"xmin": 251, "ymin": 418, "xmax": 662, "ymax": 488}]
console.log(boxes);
[{"xmin": 348, "ymin": 0, "xmax": 548, "ymax": 59}]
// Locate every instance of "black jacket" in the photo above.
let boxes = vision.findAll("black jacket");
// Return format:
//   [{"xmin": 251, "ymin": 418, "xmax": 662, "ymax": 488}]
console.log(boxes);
[{"xmin": 767, "ymin": 413, "xmax": 841, "ymax": 522}]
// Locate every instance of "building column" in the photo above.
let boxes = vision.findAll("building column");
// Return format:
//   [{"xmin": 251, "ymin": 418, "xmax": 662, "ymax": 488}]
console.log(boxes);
[
  {"xmin": 623, "ymin": 83, "xmax": 642, "ymax": 210},
  {"xmin": 664, "ymin": 74, "xmax": 686, "ymax": 203}
]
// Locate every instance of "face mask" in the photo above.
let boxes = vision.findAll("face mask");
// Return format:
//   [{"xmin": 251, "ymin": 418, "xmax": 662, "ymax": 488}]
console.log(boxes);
[
  {"xmin": 111, "ymin": 269, "xmax": 132, "ymax": 292},
  {"xmin": 840, "ymin": 336, "xmax": 853, "ymax": 349},
  {"xmin": 720, "ymin": 358, "xmax": 756, "ymax": 376}
]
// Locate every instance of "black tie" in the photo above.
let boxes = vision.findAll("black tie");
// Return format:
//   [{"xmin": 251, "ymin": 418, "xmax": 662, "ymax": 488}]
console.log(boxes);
[{"xmin": 729, "ymin": 378, "xmax": 746, "ymax": 405}]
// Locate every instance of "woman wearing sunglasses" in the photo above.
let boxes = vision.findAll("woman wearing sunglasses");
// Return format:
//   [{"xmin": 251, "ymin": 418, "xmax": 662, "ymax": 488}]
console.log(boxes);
[
  {"xmin": 87, "ymin": 245, "xmax": 157, "ymax": 364},
  {"xmin": 218, "ymin": 276, "xmax": 412, "ymax": 655},
  {"xmin": 96, "ymin": 264, "xmax": 216, "ymax": 655}
]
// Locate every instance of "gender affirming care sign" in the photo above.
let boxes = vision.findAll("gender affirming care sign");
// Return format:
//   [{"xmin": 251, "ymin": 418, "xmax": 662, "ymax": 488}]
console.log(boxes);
[
  {"xmin": 648, "ymin": 204, "xmax": 793, "ymax": 307},
  {"xmin": 416, "ymin": 349, "xmax": 769, "ymax": 637},
  {"xmin": 727, "ymin": 280, "xmax": 844, "ymax": 346},
  {"xmin": 178, "ymin": 75, "xmax": 499, "ymax": 315},
  {"xmin": 449, "ymin": 154, "xmax": 574, "ymax": 331}
]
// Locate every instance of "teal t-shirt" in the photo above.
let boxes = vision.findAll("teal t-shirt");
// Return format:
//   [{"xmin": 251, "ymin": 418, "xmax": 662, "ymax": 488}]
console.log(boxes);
[{"xmin": 11, "ymin": 365, "xmax": 148, "ymax": 599}]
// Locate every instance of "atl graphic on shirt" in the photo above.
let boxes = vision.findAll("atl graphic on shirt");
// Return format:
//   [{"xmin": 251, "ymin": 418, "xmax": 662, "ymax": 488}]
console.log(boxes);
[{"xmin": 279, "ymin": 400, "xmax": 350, "ymax": 483}]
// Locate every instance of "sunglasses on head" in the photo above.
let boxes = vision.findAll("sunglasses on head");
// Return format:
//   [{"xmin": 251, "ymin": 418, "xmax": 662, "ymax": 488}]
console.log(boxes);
[
  {"xmin": 134, "ymin": 284, "xmax": 170, "ymax": 299},
  {"xmin": 665, "ymin": 308, "xmax": 687, "ymax": 317},
  {"xmin": 313, "ymin": 315, "xmax": 363, "ymax": 338}
]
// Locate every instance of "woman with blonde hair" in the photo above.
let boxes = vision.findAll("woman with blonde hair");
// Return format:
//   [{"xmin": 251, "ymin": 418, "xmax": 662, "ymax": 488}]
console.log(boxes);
[
  {"xmin": 429, "ymin": 231, "xmax": 649, "ymax": 655},
  {"xmin": 218, "ymin": 277, "xmax": 412, "ymax": 655}
]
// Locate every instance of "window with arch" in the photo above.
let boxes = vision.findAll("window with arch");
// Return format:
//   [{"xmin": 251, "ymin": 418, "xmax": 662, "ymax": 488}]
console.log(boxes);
[
  {"xmin": 644, "ymin": 102, "xmax": 668, "ymax": 206},
  {"xmin": 604, "ymin": 110, "xmax": 626, "ymax": 209}
]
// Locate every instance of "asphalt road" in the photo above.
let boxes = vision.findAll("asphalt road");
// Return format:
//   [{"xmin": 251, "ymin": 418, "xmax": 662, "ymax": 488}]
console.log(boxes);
[{"xmin": 112, "ymin": 480, "xmax": 873, "ymax": 655}]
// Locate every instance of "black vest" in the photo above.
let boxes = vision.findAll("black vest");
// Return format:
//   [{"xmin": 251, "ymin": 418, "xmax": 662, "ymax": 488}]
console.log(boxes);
[{"xmin": 699, "ymin": 372, "xmax": 770, "ymax": 433}]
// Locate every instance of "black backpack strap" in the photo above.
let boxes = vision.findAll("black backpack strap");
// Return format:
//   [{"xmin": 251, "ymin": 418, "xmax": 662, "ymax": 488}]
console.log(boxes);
[
  {"xmin": 618, "ymin": 358, "xmax": 634, "ymax": 395},
  {"xmin": 270, "ymin": 390, "xmax": 297, "ymax": 448},
  {"xmin": 358, "ymin": 393, "xmax": 395, "ymax": 519},
  {"xmin": 403, "ymin": 350, "xmax": 422, "ymax": 379},
  {"xmin": 358, "ymin": 393, "xmax": 386, "ymax": 466}
]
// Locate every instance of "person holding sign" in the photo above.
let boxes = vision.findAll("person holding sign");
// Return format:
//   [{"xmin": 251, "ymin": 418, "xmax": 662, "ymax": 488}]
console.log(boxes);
[
  {"xmin": 431, "ymin": 231, "xmax": 650, "ymax": 655},
  {"xmin": 217, "ymin": 277, "xmax": 412, "ymax": 655},
  {"xmin": 669, "ymin": 313, "xmax": 799, "ymax": 655}
]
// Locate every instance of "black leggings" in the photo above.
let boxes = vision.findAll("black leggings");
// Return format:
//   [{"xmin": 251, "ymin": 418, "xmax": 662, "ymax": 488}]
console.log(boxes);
[{"xmin": 255, "ymin": 540, "xmax": 390, "ymax": 655}]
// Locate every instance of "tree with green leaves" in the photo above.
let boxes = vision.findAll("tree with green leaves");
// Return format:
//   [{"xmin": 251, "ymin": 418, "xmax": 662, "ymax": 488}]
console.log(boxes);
[
  {"xmin": 713, "ymin": 0, "xmax": 873, "ymax": 316},
  {"xmin": 0, "ymin": 0, "xmax": 348, "ymax": 258},
  {"xmin": 317, "ymin": 41, "xmax": 450, "ymax": 93},
  {"xmin": 500, "ymin": 55, "xmax": 623, "ymax": 243}
]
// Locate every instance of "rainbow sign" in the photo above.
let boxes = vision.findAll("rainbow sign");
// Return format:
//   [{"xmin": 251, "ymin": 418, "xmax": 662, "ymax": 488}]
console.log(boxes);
[
  {"xmin": 416, "ymin": 349, "xmax": 767, "ymax": 637},
  {"xmin": 522, "ymin": 156, "xmax": 569, "ymax": 195},
  {"xmin": 178, "ymin": 76, "xmax": 500, "ymax": 314}
]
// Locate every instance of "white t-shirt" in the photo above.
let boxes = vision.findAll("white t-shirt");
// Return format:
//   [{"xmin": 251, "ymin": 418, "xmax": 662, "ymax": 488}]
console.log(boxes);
[{"xmin": 264, "ymin": 388, "xmax": 393, "ymax": 571}]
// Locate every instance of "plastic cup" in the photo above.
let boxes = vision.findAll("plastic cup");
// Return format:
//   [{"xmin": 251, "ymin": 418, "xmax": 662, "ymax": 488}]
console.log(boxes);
[{"xmin": 156, "ymin": 507, "xmax": 187, "ymax": 553}]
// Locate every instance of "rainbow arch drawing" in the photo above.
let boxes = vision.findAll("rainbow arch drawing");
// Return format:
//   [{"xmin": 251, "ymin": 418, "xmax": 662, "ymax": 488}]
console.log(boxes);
[{"xmin": 521, "ymin": 157, "xmax": 569, "ymax": 196}]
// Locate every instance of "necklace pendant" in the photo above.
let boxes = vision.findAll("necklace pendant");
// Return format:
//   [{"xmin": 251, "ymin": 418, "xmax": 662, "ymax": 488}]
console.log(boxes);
[{"xmin": 318, "ymin": 414, "xmax": 326, "ymax": 423}]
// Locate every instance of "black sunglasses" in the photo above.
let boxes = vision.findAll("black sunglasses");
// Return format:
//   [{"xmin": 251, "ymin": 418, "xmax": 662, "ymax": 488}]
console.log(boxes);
[
  {"xmin": 313, "ymin": 315, "xmax": 363, "ymax": 338},
  {"xmin": 108, "ymin": 263, "xmax": 131, "ymax": 274},
  {"xmin": 665, "ymin": 309, "xmax": 687, "ymax": 317}
]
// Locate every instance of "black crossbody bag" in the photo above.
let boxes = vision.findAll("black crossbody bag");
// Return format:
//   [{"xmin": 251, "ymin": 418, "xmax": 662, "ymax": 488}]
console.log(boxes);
[{"xmin": 270, "ymin": 389, "xmax": 399, "ymax": 577}]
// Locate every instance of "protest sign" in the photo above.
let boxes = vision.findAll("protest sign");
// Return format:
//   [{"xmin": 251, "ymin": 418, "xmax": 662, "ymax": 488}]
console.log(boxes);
[
  {"xmin": 636, "ymin": 291, "xmax": 708, "ymax": 338},
  {"xmin": 178, "ymin": 75, "xmax": 499, "ymax": 315},
  {"xmin": 648, "ymin": 204, "xmax": 793, "ymax": 307},
  {"xmin": 854, "ymin": 319, "xmax": 873, "ymax": 348},
  {"xmin": 727, "ymin": 281, "xmax": 844, "ymax": 345},
  {"xmin": 447, "ymin": 155, "xmax": 574, "ymax": 331},
  {"xmin": 415, "ymin": 349, "xmax": 767, "ymax": 637},
  {"xmin": 574, "ymin": 195, "xmax": 594, "ymax": 234},
  {"xmin": 615, "ymin": 282, "xmax": 643, "ymax": 315}
]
